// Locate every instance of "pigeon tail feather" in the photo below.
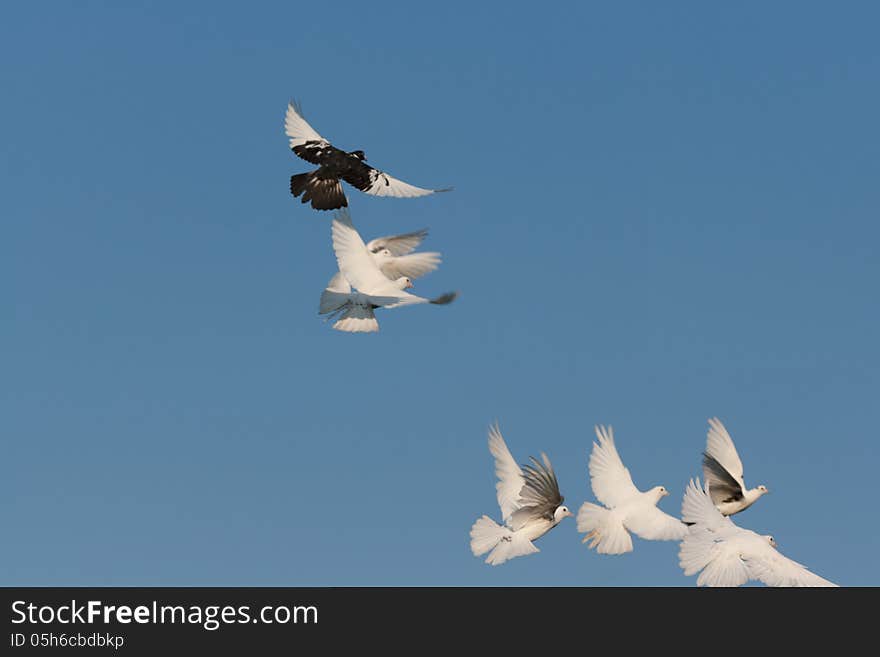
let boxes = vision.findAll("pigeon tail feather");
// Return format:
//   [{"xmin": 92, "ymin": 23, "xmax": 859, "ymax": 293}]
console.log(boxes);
[
  {"xmin": 290, "ymin": 171, "xmax": 348, "ymax": 211},
  {"xmin": 576, "ymin": 502, "xmax": 633, "ymax": 555},
  {"xmin": 469, "ymin": 516, "xmax": 538, "ymax": 565}
]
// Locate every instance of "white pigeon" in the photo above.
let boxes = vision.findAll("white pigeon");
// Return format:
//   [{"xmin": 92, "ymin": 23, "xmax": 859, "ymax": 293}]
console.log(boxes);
[
  {"xmin": 318, "ymin": 209, "xmax": 457, "ymax": 333},
  {"xmin": 577, "ymin": 425, "xmax": 687, "ymax": 555},
  {"xmin": 366, "ymin": 228, "xmax": 442, "ymax": 282},
  {"xmin": 321, "ymin": 226, "xmax": 442, "ymax": 303},
  {"xmin": 702, "ymin": 417, "xmax": 768, "ymax": 516},
  {"xmin": 679, "ymin": 479, "xmax": 837, "ymax": 587},
  {"xmin": 470, "ymin": 422, "xmax": 573, "ymax": 566}
]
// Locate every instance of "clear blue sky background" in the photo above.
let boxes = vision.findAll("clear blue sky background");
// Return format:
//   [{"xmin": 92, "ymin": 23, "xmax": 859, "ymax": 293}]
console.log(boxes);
[{"xmin": 2, "ymin": 2, "xmax": 878, "ymax": 586}]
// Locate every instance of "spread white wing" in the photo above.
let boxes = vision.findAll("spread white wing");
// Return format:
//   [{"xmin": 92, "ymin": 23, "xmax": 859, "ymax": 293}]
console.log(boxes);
[
  {"xmin": 588, "ymin": 425, "xmax": 640, "ymax": 508},
  {"xmin": 318, "ymin": 271, "xmax": 351, "ymax": 315},
  {"xmin": 379, "ymin": 252, "xmax": 441, "ymax": 281},
  {"xmin": 678, "ymin": 479, "xmax": 837, "ymax": 587},
  {"xmin": 331, "ymin": 209, "xmax": 406, "ymax": 296},
  {"xmin": 366, "ymin": 229, "xmax": 429, "ymax": 256},
  {"xmin": 360, "ymin": 169, "xmax": 450, "ymax": 199},
  {"xmin": 487, "ymin": 422, "xmax": 525, "ymax": 524},
  {"xmin": 284, "ymin": 101, "xmax": 329, "ymax": 150},
  {"xmin": 746, "ymin": 544, "xmax": 838, "ymax": 587}
]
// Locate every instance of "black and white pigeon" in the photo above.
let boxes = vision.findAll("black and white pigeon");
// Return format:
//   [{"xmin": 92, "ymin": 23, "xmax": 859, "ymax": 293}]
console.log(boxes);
[
  {"xmin": 285, "ymin": 101, "xmax": 451, "ymax": 211},
  {"xmin": 701, "ymin": 417, "xmax": 768, "ymax": 516},
  {"xmin": 469, "ymin": 422, "xmax": 573, "ymax": 566}
]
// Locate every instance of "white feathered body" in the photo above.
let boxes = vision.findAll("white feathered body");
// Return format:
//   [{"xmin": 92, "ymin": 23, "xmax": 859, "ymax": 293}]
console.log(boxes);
[
  {"xmin": 470, "ymin": 423, "xmax": 571, "ymax": 566},
  {"xmin": 703, "ymin": 417, "xmax": 768, "ymax": 516},
  {"xmin": 318, "ymin": 210, "xmax": 454, "ymax": 333},
  {"xmin": 714, "ymin": 488, "xmax": 764, "ymax": 516},
  {"xmin": 678, "ymin": 479, "xmax": 837, "ymax": 587},
  {"xmin": 577, "ymin": 426, "xmax": 687, "ymax": 555},
  {"xmin": 470, "ymin": 514, "xmax": 561, "ymax": 566},
  {"xmin": 578, "ymin": 487, "xmax": 686, "ymax": 555},
  {"xmin": 514, "ymin": 516, "xmax": 559, "ymax": 543}
]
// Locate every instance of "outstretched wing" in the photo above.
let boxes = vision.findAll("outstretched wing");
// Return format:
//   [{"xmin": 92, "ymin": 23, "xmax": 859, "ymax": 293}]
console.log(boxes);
[
  {"xmin": 703, "ymin": 418, "xmax": 747, "ymax": 505},
  {"xmin": 285, "ymin": 101, "xmax": 333, "ymax": 164},
  {"xmin": 747, "ymin": 545, "xmax": 838, "ymax": 587},
  {"xmin": 678, "ymin": 484, "xmax": 751, "ymax": 587},
  {"xmin": 680, "ymin": 478, "xmax": 734, "ymax": 531},
  {"xmin": 379, "ymin": 252, "xmax": 442, "ymax": 281},
  {"xmin": 366, "ymin": 229, "xmax": 429, "ymax": 256},
  {"xmin": 376, "ymin": 289, "xmax": 457, "ymax": 310},
  {"xmin": 487, "ymin": 422, "xmax": 525, "ymax": 523},
  {"xmin": 342, "ymin": 163, "xmax": 451, "ymax": 199},
  {"xmin": 331, "ymin": 209, "xmax": 401, "ymax": 295},
  {"xmin": 318, "ymin": 271, "xmax": 351, "ymax": 315},
  {"xmin": 588, "ymin": 425, "xmax": 640, "ymax": 508},
  {"xmin": 509, "ymin": 453, "xmax": 564, "ymax": 530}
]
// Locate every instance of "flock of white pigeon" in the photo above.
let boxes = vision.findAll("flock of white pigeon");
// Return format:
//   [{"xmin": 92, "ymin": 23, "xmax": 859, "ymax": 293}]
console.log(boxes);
[
  {"xmin": 283, "ymin": 99, "xmax": 836, "ymax": 587},
  {"xmin": 470, "ymin": 419, "xmax": 837, "ymax": 587}
]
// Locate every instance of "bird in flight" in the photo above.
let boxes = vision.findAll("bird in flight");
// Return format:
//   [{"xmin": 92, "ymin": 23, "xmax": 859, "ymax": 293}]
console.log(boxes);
[
  {"xmin": 319, "ymin": 209, "xmax": 456, "ymax": 332},
  {"xmin": 470, "ymin": 422, "xmax": 573, "ymax": 566},
  {"xmin": 577, "ymin": 425, "xmax": 687, "ymax": 554},
  {"xmin": 363, "ymin": 226, "xmax": 442, "ymax": 282},
  {"xmin": 285, "ymin": 101, "xmax": 451, "ymax": 211},
  {"xmin": 702, "ymin": 417, "xmax": 768, "ymax": 516},
  {"xmin": 678, "ymin": 479, "xmax": 836, "ymax": 587}
]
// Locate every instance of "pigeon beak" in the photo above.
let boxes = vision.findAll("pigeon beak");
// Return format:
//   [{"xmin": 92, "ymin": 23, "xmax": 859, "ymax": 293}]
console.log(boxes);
[{"xmin": 406, "ymin": 281, "xmax": 414, "ymax": 289}]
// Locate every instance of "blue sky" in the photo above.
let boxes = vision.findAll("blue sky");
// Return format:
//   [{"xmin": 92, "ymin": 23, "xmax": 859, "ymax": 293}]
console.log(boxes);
[{"xmin": 2, "ymin": 2, "xmax": 878, "ymax": 586}]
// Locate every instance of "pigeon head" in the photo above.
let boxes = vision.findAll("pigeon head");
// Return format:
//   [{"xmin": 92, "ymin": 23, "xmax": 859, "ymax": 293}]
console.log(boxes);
[
  {"xmin": 350, "ymin": 150, "xmax": 367, "ymax": 161},
  {"xmin": 650, "ymin": 485, "xmax": 670, "ymax": 501},
  {"xmin": 393, "ymin": 276, "xmax": 414, "ymax": 290},
  {"xmin": 554, "ymin": 505, "xmax": 574, "ymax": 522},
  {"xmin": 765, "ymin": 535, "xmax": 777, "ymax": 548},
  {"xmin": 756, "ymin": 484, "xmax": 769, "ymax": 495}
]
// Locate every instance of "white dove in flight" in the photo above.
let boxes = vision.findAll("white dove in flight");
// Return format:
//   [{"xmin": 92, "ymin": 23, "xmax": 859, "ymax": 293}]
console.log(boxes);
[
  {"xmin": 470, "ymin": 422, "xmax": 573, "ymax": 566},
  {"xmin": 318, "ymin": 209, "xmax": 456, "ymax": 333},
  {"xmin": 678, "ymin": 479, "xmax": 837, "ymax": 587},
  {"xmin": 702, "ymin": 417, "xmax": 768, "ymax": 516},
  {"xmin": 321, "ymin": 225, "xmax": 442, "ymax": 307},
  {"xmin": 577, "ymin": 425, "xmax": 687, "ymax": 555}
]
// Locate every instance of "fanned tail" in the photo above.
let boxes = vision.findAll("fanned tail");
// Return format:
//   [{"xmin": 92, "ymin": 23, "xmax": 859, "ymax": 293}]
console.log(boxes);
[
  {"xmin": 469, "ymin": 516, "xmax": 538, "ymax": 566},
  {"xmin": 324, "ymin": 302, "xmax": 378, "ymax": 333},
  {"xmin": 577, "ymin": 502, "xmax": 633, "ymax": 555},
  {"xmin": 290, "ymin": 171, "xmax": 347, "ymax": 211}
]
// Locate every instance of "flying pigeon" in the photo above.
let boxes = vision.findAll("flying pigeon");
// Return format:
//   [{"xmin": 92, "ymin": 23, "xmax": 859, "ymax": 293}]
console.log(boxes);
[
  {"xmin": 702, "ymin": 417, "xmax": 768, "ymax": 516},
  {"xmin": 285, "ymin": 101, "xmax": 451, "ymax": 211},
  {"xmin": 469, "ymin": 422, "xmax": 573, "ymax": 566},
  {"xmin": 320, "ymin": 226, "xmax": 441, "ymax": 324},
  {"xmin": 365, "ymin": 226, "xmax": 442, "ymax": 282},
  {"xmin": 678, "ymin": 479, "xmax": 836, "ymax": 587},
  {"xmin": 577, "ymin": 425, "xmax": 687, "ymax": 555},
  {"xmin": 319, "ymin": 209, "xmax": 456, "ymax": 333}
]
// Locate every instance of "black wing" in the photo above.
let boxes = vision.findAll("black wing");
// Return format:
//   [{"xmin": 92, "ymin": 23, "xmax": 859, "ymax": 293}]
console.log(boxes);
[
  {"xmin": 702, "ymin": 452, "xmax": 745, "ymax": 505},
  {"xmin": 292, "ymin": 140, "xmax": 337, "ymax": 165},
  {"xmin": 339, "ymin": 160, "xmax": 377, "ymax": 192},
  {"xmin": 513, "ymin": 453, "xmax": 564, "ymax": 523}
]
